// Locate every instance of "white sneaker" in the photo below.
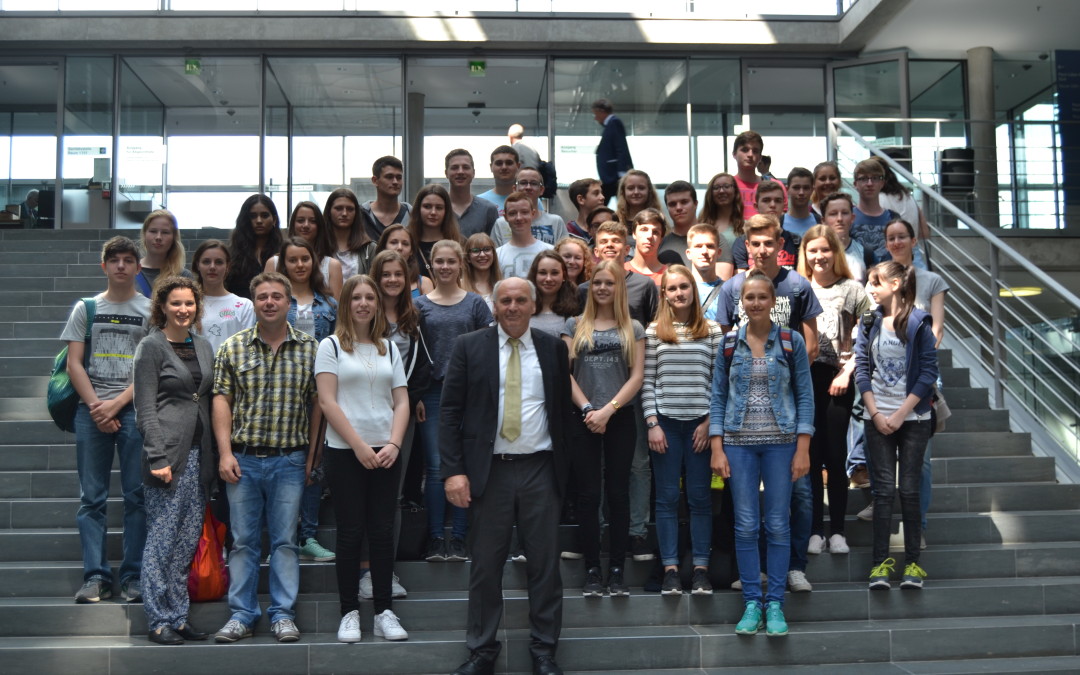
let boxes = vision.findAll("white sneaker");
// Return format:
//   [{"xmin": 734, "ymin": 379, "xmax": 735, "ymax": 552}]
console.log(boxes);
[
  {"xmin": 857, "ymin": 500, "xmax": 875, "ymax": 522},
  {"xmin": 391, "ymin": 574, "xmax": 407, "ymax": 599},
  {"xmin": 337, "ymin": 610, "xmax": 362, "ymax": 643},
  {"xmin": 807, "ymin": 534, "xmax": 826, "ymax": 555},
  {"xmin": 373, "ymin": 609, "xmax": 409, "ymax": 641},
  {"xmin": 358, "ymin": 571, "xmax": 373, "ymax": 600},
  {"xmin": 787, "ymin": 570, "xmax": 813, "ymax": 592},
  {"xmin": 561, "ymin": 550, "xmax": 583, "ymax": 560},
  {"xmin": 828, "ymin": 533, "xmax": 850, "ymax": 554}
]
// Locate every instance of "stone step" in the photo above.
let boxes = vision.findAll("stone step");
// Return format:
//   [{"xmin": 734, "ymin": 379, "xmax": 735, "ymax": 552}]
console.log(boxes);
[
  {"xmin": 0, "ymin": 227, "xmax": 230, "ymax": 242},
  {"xmin": 0, "ymin": 613, "xmax": 1079, "ymax": 673},
  {"xmin": 1, "ymin": 576, "xmax": 1079, "ymax": 640},
  {"xmin": 0, "ymin": 265, "xmax": 71, "ymax": 279},
  {"xmin": 928, "ymin": 431, "xmax": 1032, "ymax": 458},
  {"xmin": 940, "ymin": 409, "xmax": 1009, "ymax": 432},
  {"xmin": 0, "ymin": 420, "xmax": 72, "ymax": 445},
  {"xmin": 0, "ymin": 240, "xmax": 98, "ymax": 252},
  {"xmin": 0, "ymin": 290, "xmax": 94, "ymax": 308},
  {"xmin": 2, "ymin": 507, "xmax": 1071, "ymax": 561},
  {"xmin": 0, "ymin": 377, "xmax": 49, "ymax": 399},
  {"xmin": 939, "ymin": 387, "xmax": 988, "ymax": 409},
  {"xmin": 0, "ymin": 399, "xmax": 49, "ymax": 421},
  {"xmin": 0, "ymin": 339, "xmax": 69, "ymax": 358},
  {"xmin": 940, "ymin": 367, "xmax": 970, "ymax": 388},
  {"xmin": 0, "ymin": 306, "xmax": 80, "ymax": 322},
  {"xmin": 0, "ymin": 278, "xmax": 101, "ymax": 293},
  {"xmin": 844, "ymin": 482, "xmax": 1080, "ymax": 514},
  {"xmin": 0, "ymin": 322, "xmax": 65, "ymax": 339},
  {"xmin": 929, "ymin": 456, "xmax": 1055, "ymax": 483}
]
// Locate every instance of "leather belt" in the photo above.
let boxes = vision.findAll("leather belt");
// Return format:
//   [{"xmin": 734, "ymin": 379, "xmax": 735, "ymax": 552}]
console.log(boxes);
[
  {"xmin": 235, "ymin": 444, "xmax": 305, "ymax": 458},
  {"xmin": 493, "ymin": 451, "xmax": 548, "ymax": 461}
]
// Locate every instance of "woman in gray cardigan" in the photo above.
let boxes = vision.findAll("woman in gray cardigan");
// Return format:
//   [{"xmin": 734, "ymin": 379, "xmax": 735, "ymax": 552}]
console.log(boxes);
[{"xmin": 133, "ymin": 275, "xmax": 215, "ymax": 645}]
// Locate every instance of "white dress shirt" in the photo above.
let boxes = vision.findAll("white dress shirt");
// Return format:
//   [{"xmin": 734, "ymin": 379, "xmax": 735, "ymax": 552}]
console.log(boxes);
[{"xmin": 494, "ymin": 326, "xmax": 552, "ymax": 455}]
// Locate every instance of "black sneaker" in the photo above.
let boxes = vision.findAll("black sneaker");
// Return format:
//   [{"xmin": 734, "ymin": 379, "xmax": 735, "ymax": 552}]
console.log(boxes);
[
  {"xmin": 661, "ymin": 569, "xmax": 682, "ymax": 595},
  {"xmin": 582, "ymin": 567, "xmax": 604, "ymax": 597},
  {"xmin": 606, "ymin": 566, "xmax": 629, "ymax": 596},
  {"xmin": 425, "ymin": 537, "xmax": 447, "ymax": 562},
  {"xmin": 446, "ymin": 537, "xmax": 468, "ymax": 562},
  {"xmin": 691, "ymin": 568, "xmax": 713, "ymax": 595},
  {"xmin": 74, "ymin": 578, "xmax": 112, "ymax": 604},
  {"xmin": 630, "ymin": 535, "xmax": 655, "ymax": 561}
]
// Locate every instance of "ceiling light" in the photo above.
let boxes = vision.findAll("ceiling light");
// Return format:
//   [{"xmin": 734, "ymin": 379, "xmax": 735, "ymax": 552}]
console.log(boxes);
[
  {"xmin": 504, "ymin": 79, "xmax": 518, "ymax": 85},
  {"xmin": 999, "ymin": 286, "xmax": 1042, "ymax": 298}
]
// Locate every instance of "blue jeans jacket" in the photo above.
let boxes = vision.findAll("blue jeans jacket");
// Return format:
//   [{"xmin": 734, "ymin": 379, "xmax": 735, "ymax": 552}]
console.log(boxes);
[
  {"xmin": 287, "ymin": 292, "xmax": 337, "ymax": 343},
  {"xmin": 709, "ymin": 323, "xmax": 815, "ymax": 438}
]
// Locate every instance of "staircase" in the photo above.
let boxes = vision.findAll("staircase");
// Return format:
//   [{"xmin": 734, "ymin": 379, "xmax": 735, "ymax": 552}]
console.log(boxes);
[{"xmin": 2, "ymin": 227, "xmax": 1080, "ymax": 674}]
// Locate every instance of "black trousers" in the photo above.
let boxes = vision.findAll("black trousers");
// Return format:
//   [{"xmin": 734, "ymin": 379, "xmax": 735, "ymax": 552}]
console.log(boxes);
[
  {"xmin": 325, "ymin": 445, "xmax": 401, "ymax": 615},
  {"xmin": 466, "ymin": 452, "xmax": 562, "ymax": 661},
  {"xmin": 809, "ymin": 362, "xmax": 856, "ymax": 537},
  {"xmin": 575, "ymin": 405, "xmax": 637, "ymax": 569}
]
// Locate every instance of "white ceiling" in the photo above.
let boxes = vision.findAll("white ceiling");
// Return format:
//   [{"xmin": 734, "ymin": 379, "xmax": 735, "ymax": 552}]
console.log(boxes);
[{"xmin": 861, "ymin": 0, "xmax": 1080, "ymax": 60}]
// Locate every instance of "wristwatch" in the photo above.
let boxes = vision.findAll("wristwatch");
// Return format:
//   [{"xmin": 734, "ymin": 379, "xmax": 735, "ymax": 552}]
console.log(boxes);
[{"xmin": 646, "ymin": 420, "xmax": 659, "ymax": 429}]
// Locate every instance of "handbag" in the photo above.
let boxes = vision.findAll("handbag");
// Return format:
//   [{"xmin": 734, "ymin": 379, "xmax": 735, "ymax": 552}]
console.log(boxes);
[
  {"xmin": 188, "ymin": 505, "xmax": 230, "ymax": 602},
  {"xmin": 47, "ymin": 298, "xmax": 96, "ymax": 432}
]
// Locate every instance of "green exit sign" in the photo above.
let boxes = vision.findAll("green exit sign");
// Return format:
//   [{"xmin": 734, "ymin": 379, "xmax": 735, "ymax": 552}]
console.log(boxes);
[
  {"xmin": 469, "ymin": 60, "xmax": 486, "ymax": 77},
  {"xmin": 185, "ymin": 58, "xmax": 201, "ymax": 76}
]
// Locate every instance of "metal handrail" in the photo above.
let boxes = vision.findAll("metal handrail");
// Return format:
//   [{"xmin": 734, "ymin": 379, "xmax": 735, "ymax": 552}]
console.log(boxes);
[
  {"xmin": 830, "ymin": 116, "xmax": 1080, "ymax": 462},
  {"xmin": 830, "ymin": 119, "xmax": 1080, "ymax": 313}
]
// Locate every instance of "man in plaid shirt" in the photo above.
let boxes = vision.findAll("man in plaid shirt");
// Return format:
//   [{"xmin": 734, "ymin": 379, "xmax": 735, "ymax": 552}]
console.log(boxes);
[{"xmin": 210, "ymin": 271, "xmax": 320, "ymax": 645}]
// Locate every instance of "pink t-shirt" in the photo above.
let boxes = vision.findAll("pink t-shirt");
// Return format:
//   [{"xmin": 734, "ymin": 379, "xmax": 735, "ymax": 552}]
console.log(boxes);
[{"xmin": 736, "ymin": 176, "xmax": 788, "ymax": 218}]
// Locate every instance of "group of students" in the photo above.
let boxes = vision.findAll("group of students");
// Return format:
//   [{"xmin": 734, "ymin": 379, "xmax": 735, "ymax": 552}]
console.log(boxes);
[{"xmin": 60, "ymin": 129, "xmax": 946, "ymax": 656}]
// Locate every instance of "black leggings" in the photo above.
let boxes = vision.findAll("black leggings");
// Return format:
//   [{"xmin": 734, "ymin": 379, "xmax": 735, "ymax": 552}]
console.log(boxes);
[
  {"xmin": 325, "ymin": 445, "xmax": 401, "ymax": 615},
  {"xmin": 809, "ymin": 362, "xmax": 855, "ymax": 538},
  {"xmin": 575, "ymin": 405, "xmax": 637, "ymax": 570}
]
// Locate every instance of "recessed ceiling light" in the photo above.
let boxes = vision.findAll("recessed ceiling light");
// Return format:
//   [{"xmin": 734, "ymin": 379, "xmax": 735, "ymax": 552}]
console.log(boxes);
[
  {"xmin": 472, "ymin": 90, "xmax": 482, "ymax": 95},
  {"xmin": 504, "ymin": 79, "xmax": 518, "ymax": 85}
]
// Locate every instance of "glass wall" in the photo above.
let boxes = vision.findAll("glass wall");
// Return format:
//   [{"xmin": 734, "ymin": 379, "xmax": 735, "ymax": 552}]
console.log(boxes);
[
  {"xmin": 63, "ymin": 57, "xmax": 113, "ymax": 228},
  {"xmin": 0, "ymin": 61, "xmax": 59, "ymax": 228},
  {"xmin": 745, "ymin": 64, "xmax": 828, "ymax": 180},
  {"xmin": 689, "ymin": 59, "xmax": 742, "ymax": 184}
]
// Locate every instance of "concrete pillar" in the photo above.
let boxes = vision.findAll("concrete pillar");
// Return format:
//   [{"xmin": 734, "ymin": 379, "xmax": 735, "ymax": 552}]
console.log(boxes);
[
  {"xmin": 966, "ymin": 46, "xmax": 999, "ymax": 228},
  {"xmin": 405, "ymin": 92, "xmax": 425, "ymax": 202}
]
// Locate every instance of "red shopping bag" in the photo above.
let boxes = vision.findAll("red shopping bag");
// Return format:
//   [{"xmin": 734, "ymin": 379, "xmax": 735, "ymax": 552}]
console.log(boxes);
[{"xmin": 187, "ymin": 505, "xmax": 229, "ymax": 602}]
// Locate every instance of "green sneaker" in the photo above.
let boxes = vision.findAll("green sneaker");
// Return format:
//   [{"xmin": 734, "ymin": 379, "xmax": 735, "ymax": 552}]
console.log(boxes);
[
  {"xmin": 734, "ymin": 602, "xmax": 763, "ymax": 635},
  {"xmin": 868, "ymin": 558, "xmax": 895, "ymax": 590},
  {"xmin": 900, "ymin": 562, "xmax": 927, "ymax": 589},
  {"xmin": 765, "ymin": 601, "xmax": 788, "ymax": 637},
  {"xmin": 299, "ymin": 538, "xmax": 336, "ymax": 562}
]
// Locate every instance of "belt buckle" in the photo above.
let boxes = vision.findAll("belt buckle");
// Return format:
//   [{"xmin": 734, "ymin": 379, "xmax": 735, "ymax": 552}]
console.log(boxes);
[{"xmin": 254, "ymin": 446, "xmax": 269, "ymax": 458}]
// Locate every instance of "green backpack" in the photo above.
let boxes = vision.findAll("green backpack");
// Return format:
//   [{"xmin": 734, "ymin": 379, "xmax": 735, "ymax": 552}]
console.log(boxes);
[{"xmin": 47, "ymin": 298, "xmax": 96, "ymax": 433}]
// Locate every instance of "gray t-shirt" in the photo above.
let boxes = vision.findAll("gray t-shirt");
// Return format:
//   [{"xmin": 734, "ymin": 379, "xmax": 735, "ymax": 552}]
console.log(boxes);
[
  {"xmin": 913, "ymin": 266, "xmax": 949, "ymax": 313},
  {"xmin": 490, "ymin": 212, "xmax": 567, "ymax": 247},
  {"xmin": 60, "ymin": 293, "xmax": 151, "ymax": 400},
  {"xmin": 495, "ymin": 239, "xmax": 553, "ymax": 279},
  {"xmin": 561, "ymin": 317, "xmax": 645, "ymax": 408},
  {"xmin": 456, "ymin": 196, "xmax": 500, "ymax": 238},
  {"xmin": 868, "ymin": 327, "xmax": 930, "ymax": 422},
  {"xmin": 658, "ymin": 232, "xmax": 689, "ymax": 267},
  {"xmin": 415, "ymin": 292, "xmax": 493, "ymax": 381},
  {"xmin": 529, "ymin": 311, "xmax": 568, "ymax": 337},
  {"xmin": 812, "ymin": 277, "xmax": 871, "ymax": 370}
]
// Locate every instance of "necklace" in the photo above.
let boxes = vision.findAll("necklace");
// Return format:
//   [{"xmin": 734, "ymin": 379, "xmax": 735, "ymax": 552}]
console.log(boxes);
[{"xmin": 357, "ymin": 341, "xmax": 378, "ymax": 407}]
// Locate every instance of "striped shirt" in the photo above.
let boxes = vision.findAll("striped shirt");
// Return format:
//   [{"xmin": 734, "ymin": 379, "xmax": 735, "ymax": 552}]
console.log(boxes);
[
  {"xmin": 213, "ymin": 323, "xmax": 318, "ymax": 449},
  {"xmin": 641, "ymin": 321, "xmax": 724, "ymax": 421}
]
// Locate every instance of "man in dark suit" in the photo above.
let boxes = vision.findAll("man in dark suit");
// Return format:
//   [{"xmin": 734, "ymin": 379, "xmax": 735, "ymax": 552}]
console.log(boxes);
[
  {"xmin": 441, "ymin": 277, "xmax": 573, "ymax": 675},
  {"xmin": 592, "ymin": 98, "xmax": 633, "ymax": 202}
]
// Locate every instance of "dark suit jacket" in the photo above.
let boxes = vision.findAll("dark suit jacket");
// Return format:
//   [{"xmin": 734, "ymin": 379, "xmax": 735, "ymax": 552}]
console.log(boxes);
[
  {"xmin": 596, "ymin": 115, "xmax": 633, "ymax": 185},
  {"xmin": 439, "ymin": 326, "xmax": 573, "ymax": 499}
]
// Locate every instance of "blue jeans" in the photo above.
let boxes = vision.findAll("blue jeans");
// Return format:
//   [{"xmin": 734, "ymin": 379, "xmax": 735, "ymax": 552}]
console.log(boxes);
[
  {"xmin": 74, "ymin": 402, "xmax": 145, "ymax": 584},
  {"xmin": 298, "ymin": 482, "xmax": 321, "ymax": 542},
  {"xmin": 788, "ymin": 475, "xmax": 811, "ymax": 572},
  {"xmin": 226, "ymin": 450, "xmax": 306, "ymax": 627},
  {"xmin": 628, "ymin": 412, "xmax": 652, "ymax": 538},
  {"xmin": 421, "ymin": 381, "xmax": 467, "ymax": 541},
  {"xmin": 725, "ymin": 441, "xmax": 796, "ymax": 607},
  {"xmin": 653, "ymin": 415, "xmax": 711, "ymax": 567}
]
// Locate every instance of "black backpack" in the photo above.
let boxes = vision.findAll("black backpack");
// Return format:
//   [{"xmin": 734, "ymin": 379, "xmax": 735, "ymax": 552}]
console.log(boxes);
[{"xmin": 538, "ymin": 159, "xmax": 558, "ymax": 199}]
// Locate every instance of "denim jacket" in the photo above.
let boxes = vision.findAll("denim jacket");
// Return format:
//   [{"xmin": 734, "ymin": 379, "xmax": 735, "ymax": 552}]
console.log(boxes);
[
  {"xmin": 287, "ymin": 291, "xmax": 337, "ymax": 343},
  {"xmin": 709, "ymin": 323, "xmax": 815, "ymax": 438},
  {"xmin": 854, "ymin": 307, "xmax": 938, "ymax": 415}
]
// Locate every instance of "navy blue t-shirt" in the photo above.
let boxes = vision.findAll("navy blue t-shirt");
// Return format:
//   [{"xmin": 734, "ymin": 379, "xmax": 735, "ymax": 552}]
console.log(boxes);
[{"xmin": 851, "ymin": 207, "xmax": 897, "ymax": 264}]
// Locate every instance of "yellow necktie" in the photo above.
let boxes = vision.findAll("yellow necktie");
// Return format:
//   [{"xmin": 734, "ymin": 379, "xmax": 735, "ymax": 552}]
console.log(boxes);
[{"xmin": 501, "ymin": 337, "xmax": 522, "ymax": 442}]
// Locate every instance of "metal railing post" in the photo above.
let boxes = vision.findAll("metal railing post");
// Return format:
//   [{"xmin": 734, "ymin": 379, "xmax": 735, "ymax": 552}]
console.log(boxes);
[{"xmin": 988, "ymin": 245, "xmax": 1005, "ymax": 409}]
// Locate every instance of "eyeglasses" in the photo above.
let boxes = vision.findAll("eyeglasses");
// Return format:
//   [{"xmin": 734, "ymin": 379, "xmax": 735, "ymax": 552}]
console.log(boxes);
[
  {"xmin": 712, "ymin": 183, "xmax": 736, "ymax": 192},
  {"xmin": 855, "ymin": 176, "xmax": 884, "ymax": 184},
  {"xmin": 468, "ymin": 247, "xmax": 494, "ymax": 255},
  {"xmin": 515, "ymin": 180, "xmax": 543, "ymax": 188}
]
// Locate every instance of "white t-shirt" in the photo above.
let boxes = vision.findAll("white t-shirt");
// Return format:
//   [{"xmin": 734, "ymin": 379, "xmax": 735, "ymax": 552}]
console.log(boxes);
[
  {"xmin": 200, "ymin": 293, "xmax": 255, "ymax": 356},
  {"xmin": 490, "ymin": 212, "xmax": 567, "ymax": 247},
  {"xmin": 495, "ymin": 239, "xmax": 553, "ymax": 279},
  {"xmin": 315, "ymin": 336, "xmax": 407, "ymax": 449}
]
